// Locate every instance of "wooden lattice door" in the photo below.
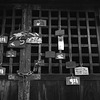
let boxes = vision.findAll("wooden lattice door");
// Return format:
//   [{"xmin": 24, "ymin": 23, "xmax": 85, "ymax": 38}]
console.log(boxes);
[{"xmin": 0, "ymin": 4, "xmax": 100, "ymax": 100}]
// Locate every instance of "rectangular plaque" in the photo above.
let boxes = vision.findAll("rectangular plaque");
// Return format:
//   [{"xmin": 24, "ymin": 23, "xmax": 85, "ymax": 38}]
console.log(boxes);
[
  {"xmin": 66, "ymin": 76, "xmax": 80, "ymax": 85},
  {"xmin": 8, "ymin": 74, "xmax": 16, "ymax": 80},
  {"xmin": 75, "ymin": 67, "xmax": 89, "ymax": 75},
  {"xmin": 6, "ymin": 50, "xmax": 16, "ymax": 57},
  {"xmin": 66, "ymin": 61, "xmax": 77, "ymax": 68},
  {"xmin": 0, "ymin": 36, "xmax": 8, "ymax": 43},
  {"xmin": 34, "ymin": 60, "xmax": 44, "ymax": 66},
  {"xmin": 45, "ymin": 51, "xmax": 55, "ymax": 58},
  {"xmin": 58, "ymin": 36, "xmax": 64, "ymax": 50},
  {"xmin": 34, "ymin": 19, "xmax": 46, "ymax": 26},
  {"xmin": 0, "ymin": 67, "xmax": 6, "ymax": 75},
  {"xmin": 26, "ymin": 32, "xmax": 42, "ymax": 44},
  {"xmin": 56, "ymin": 53, "xmax": 65, "ymax": 59},
  {"xmin": 55, "ymin": 29, "xmax": 64, "ymax": 36}
]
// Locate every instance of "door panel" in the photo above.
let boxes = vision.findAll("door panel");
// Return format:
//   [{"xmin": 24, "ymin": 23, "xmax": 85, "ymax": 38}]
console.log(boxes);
[
  {"xmin": 30, "ymin": 80, "xmax": 80, "ymax": 100},
  {"xmin": 82, "ymin": 80, "xmax": 100, "ymax": 100},
  {"xmin": 0, "ymin": 80, "xmax": 18, "ymax": 100}
]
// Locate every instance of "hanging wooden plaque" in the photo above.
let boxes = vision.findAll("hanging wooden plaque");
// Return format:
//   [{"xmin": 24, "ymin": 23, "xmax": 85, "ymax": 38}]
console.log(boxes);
[
  {"xmin": 56, "ymin": 53, "xmax": 65, "ymax": 59},
  {"xmin": 34, "ymin": 19, "xmax": 46, "ymax": 26},
  {"xmin": 55, "ymin": 29, "xmax": 64, "ymax": 36},
  {"xmin": 45, "ymin": 51, "xmax": 55, "ymax": 58},
  {"xmin": 58, "ymin": 36, "xmax": 64, "ymax": 50},
  {"xmin": 0, "ymin": 36, "xmax": 8, "ymax": 43},
  {"xmin": 75, "ymin": 67, "xmax": 89, "ymax": 75},
  {"xmin": 6, "ymin": 50, "xmax": 16, "ymax": 57},
  {"xmin": 26, "ymin": 32, "xmax": 42, "ymax": 44},
  {"xmin": 66, "ymin": 76, "xmax": 80, "ymax": 85},
  {"xmin": 66, "ymin": 61, "xmax": 77, "ymax": 68},
  {"xmin": 0, "ymin": 67, "xmax": 6, "ymax": 75}
]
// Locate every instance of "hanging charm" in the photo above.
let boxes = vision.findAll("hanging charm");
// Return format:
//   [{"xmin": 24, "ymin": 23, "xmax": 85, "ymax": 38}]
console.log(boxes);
[
  {"xmin": 34, "ymin": 19, "xmax": 46, "ymax": 26},
  {"xmin": 0, "ymin": 36, "xmax": 8, "ymax": 43}
]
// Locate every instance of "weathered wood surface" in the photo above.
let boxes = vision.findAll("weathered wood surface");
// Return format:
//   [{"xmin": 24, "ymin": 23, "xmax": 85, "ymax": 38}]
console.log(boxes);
[
  {"xmin": 0, "ymin": 80, "xmax": 18, "ymax": 100},
  {"xmin": 30, "ymin": 80, "xmax": 100, "ymax": 100},
  {"xmin": 0, "ymin": 79, "xmax": 100, "ymax": 100}
]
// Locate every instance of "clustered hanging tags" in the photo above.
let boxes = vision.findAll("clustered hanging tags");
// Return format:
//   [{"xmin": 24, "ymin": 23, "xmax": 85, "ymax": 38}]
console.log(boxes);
[
  {"xmin": 8, "ymin": 30, "xmax": 42, "ymax": 48},
  {"xmin": 0, "ymin": 17, "xmax": 90, "ymax": 84}
]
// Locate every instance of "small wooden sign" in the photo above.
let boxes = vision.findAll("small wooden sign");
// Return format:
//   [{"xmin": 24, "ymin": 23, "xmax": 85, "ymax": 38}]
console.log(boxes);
[
  {"xmin": 6, "ymin": 50, "xmax": 16, "ymax": 57},
  {"xmin": 26, "ymin": 32, "xmax": 42, "ymax": 44},
  {"xmin": 34, "ymin": 19, "xmax": 46, "ymax": 26},
  {"xmin": 32, "ymin": 74, "xmax": 41, "ymax": 80},
  {"xmin": 58, "ymin": 36, "xmax": 64, "ymax": 50},
  {"xmin": 56, "ymin": 53, "xmax": 65, "ymax": 59},
  {"xmin": 34, "ymin": 60, "xmax": 44, "ymax": 66},
  {"xmin": 0, "ymin": 67, "xmax": 6, "ymax": 75},
  {"xmin": 66, "ymin": 61, "xmax": 77, "ymax": 68},
  {"xmin": 8, "ymin": 74, "xmax": 15, "ymax": 80},
  {"xmin": 0, "ymin": 36, "xmax": 8, "ymax": 43},
  {"xmin": 66, "ymin": 76, "xmax": 80, "ymax": 85},
  {"xmin": 75, "ymin": 67, "xmax": 89, "ymax": 75},
  {"xmin": 45, "ymin": 51, "xmax": 55, "ymax": 58},
  {"xmin": 55, "ymin": 29, "xmax": 64, "ymax": 36}
]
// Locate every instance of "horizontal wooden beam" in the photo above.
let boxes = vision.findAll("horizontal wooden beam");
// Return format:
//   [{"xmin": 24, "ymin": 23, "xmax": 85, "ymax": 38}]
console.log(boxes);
[{"xmin": 1, "ymin": 74, "xmax": 100, "ymax": 81}]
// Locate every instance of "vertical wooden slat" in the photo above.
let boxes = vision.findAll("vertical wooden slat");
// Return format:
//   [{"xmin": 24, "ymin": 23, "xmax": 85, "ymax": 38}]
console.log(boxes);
[
  {"xmin": 18, "ymin": 6, "xmax": 27, "ymax": 100},
  {"xmin": 48, "ymin": 10, "xmax": 52, "ymax": 74},
  {"xmin": 86, "ymin": 11, "xmax": 93, "ymax": 74},
  {"xmin": 9, "ymin": 7, "xmax": 15, "ymax": 74},
  {"xmin": 25, "ymin": 6, "xmax": 31, "ymax": 74},
  {"xmin": 19, "ymin": 8, "xmax": 26, "ymax": 73},
  {"xmin": 58, "ymin": 10, "xmax": 62, "ymax": 74},
  {"xmin": 0, "ymin": 8, "xmax": 5, "ymax": 66},
  {"xmin": 18, "ymin": 80, "xmax": 24, "ymax": 100},
  {"xmin": 77, "ymin": 12, "xmax": 82, "ymax": 65},
  {"xmin": 24, "ymin": 5, "xmax": 31, "ymax": 100},
  {"xmin": 95, "ymin": 10, "xmax": 100, "ymax": 70},
  {"xmin": 38, "ymin": 9, "xmax": 42, "ymax": 74},
  {"xmin": 68, "ymin": 11, "xmax": 73, "ymax": 74}
]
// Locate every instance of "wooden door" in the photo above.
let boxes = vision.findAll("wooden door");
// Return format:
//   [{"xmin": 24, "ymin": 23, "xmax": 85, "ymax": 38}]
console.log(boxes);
[{"xmin": 0, "ymin": 4, "xmax": 100, "ymax": 100}]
